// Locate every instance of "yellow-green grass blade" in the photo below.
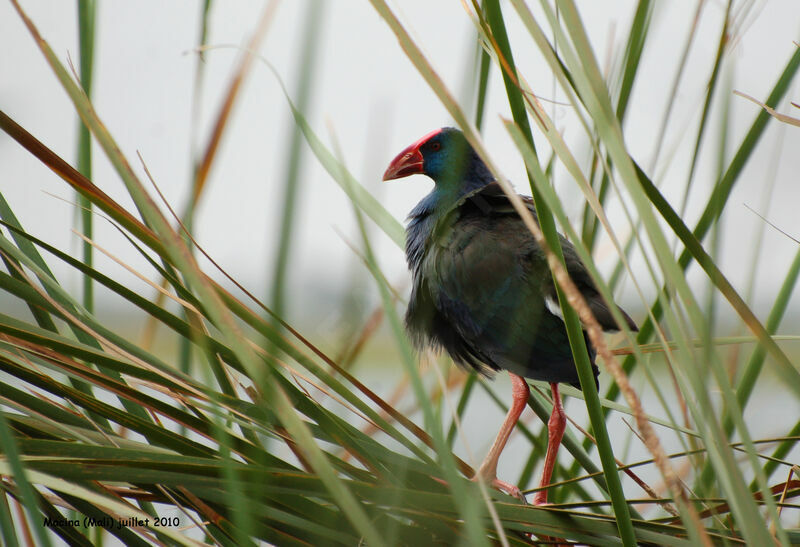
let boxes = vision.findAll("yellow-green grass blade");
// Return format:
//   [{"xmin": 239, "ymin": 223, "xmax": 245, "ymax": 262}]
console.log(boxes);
[
  {"xmin": 603, "ymin": 42, "xmax": 800, "ymax": 418},
  {"xmin": 288, "ymin": 99, "xmax": 405, "ymax": 248},
  {"xmin": 483, "ymin": 3, "xmax": 636, "ymax": 543},
  {"xmin": 76, "ymin": 0, "xmax": 96, "ymax": 314},
  {"xmin": 723, "ymin": 246, "xmax": 800, "ymax": 478},
  {"xmin": 540, "ymin": 2, "xmax": 790, "ymax": 543},
  {"xmin": 0, "ymin": 413, "xmax": 52, "ymax": 547},
  {"xmin": 629, "ymin": 158, "xmax": 798, "ymax": 529},
  {"xmin": 580, "ymin": 0, "xmax": 653, "ymax": 250}
]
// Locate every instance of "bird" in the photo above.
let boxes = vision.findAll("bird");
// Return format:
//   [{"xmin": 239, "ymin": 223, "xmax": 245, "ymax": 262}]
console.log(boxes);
[{"xmin": 383, "ymin": 127, "xmax": 637, "ymax": 505}]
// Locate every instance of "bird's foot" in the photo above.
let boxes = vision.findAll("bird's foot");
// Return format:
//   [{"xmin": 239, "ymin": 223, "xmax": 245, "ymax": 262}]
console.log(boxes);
[
  {"xmin": 470, "ymin": 473, "xmax": 526, "ymax": 503},
  {"xmin": 532, "ymin": 489, "xmax": 549, "ymax": 506}
]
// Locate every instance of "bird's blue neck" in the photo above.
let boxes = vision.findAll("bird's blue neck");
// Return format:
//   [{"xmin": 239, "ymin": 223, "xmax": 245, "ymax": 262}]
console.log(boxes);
[
  {"xmin": 409, "ymin": 158, "xmax": 495, "ymax": 220},
  {"xmin": 405, "ymin": 159, "xmax": 494, "ymax": 269}
]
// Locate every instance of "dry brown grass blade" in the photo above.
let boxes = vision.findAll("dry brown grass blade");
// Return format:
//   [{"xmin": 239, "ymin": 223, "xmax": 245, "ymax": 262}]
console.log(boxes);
[
  {"xmin": 10, "ymin": 498, "xmax": 35, "ymax": 547},
  {"xmin": 353, "ymin": 376, "xmax": 410, "ymax": 445},
  {"xmin": 734, "ymin": 90, "xmax": 800, "ymax": 127},
  {"xmin": 191, "ymin": 0, "xmax": 280, "ymax": 206},
  {"xmin": 466, "ymin": 0, "xmax": 548, "ymax": 129},
  {"xmin": 177, "ymin": 486, "xmax": 227, "ymax": 529},
  {"xmin": 213, "ymin": 275, "xmax": 479, "ymax": 475},
  {"xmin": 335, "ymin": 306, "xmax": 384, "ymax": 368},
  {"xmin": 142, "ymin": 0, "xmax": 279, "ymax": 347},
  {"xmin": 771, "ymin": 466, "xmax": 799, "ymax": 535},
  {"xmin": 72, "ymin": 229, "xmax": 200, "ymax": 314},
  {"xmin": 0, "ymin": 333, "xmax": 230, "ymax": 448},
  {"xmin": 0, "ymin": 110, "xmax": 161, "ymax": 256}
]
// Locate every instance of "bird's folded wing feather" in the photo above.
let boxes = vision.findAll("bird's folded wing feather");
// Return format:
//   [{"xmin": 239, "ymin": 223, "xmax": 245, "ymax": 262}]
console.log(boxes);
[
  {"xmin": 423, "ymin": 206, "xmax": 558, "ymax": 369},
  {"xmin": 464, "ymin": 183, "xmax": 637, "ymax": 333}
]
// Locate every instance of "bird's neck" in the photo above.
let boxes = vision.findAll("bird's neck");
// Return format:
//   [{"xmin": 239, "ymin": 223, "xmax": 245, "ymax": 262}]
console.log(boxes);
[
  {"xmin": 406, "ymin": 165, "xmax": 495, "ymax": 269},
  {"xmin": 412, "ymin": 161, "xmax": 495, "ymax": 219}
]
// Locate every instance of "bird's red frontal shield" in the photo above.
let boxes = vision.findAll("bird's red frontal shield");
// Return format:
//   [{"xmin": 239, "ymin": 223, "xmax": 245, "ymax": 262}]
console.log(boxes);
[{"xmin": 382, "ymin": 128, "xmax": 442, "ymax": 181}]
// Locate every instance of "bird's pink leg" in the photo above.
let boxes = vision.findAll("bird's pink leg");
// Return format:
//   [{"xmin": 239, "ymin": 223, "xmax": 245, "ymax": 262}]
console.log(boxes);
[
  {"xmin": 533, "ymin": 382, "xmax": 566, "ymax": 506},
  {"xmin": 473, "ymin": 373, "xmax": 530, "ymax": 500}
]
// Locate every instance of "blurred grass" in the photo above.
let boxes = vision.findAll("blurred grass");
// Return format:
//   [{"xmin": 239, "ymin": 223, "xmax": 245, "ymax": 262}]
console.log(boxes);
[
  {"xmin": 0, "ymin": 1, "xmax": 799, "ymax": 545},
  {"xmin": 268, "ymin": 0, "xmax": 323, "ymax": 327}
]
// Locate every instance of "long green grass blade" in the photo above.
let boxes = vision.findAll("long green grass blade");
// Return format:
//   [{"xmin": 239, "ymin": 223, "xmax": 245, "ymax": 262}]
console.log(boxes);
[
  {"xmin": 76, "ymin": 0, "xmax": 96, "ymax": 314},
  {"xmin": 483, "ymin": 3, "xmax": 636, "ymax": 544}
]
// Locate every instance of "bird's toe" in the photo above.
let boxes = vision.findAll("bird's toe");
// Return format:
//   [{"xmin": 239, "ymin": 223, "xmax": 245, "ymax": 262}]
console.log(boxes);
[{"xmin": 471, "ymin": 473, "xmax": 527, "ymax": 503}]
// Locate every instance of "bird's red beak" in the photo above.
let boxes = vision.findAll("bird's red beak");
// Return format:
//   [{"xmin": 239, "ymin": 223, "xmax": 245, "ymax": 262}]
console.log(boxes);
[{"xmin": 382, "ymin": 129, "xmax": 441, "ymax": 181}]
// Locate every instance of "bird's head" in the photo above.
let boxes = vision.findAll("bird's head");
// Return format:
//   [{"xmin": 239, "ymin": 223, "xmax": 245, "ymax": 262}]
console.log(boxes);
[{"xmin": 383, "ymin": 127, "xmax": 492, "ymax": 191}]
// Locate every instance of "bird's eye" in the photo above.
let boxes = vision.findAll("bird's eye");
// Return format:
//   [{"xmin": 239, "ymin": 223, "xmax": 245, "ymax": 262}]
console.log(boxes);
[{"xmin": 430, "ymin": 142, "xmax": 441, "ymax": 151}]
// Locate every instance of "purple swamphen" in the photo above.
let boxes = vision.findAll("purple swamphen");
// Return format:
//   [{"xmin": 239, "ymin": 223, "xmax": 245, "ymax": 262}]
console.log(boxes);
[{"xmin": 383, "ymin": 127, "xmax": 637, "ymax": 504}]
